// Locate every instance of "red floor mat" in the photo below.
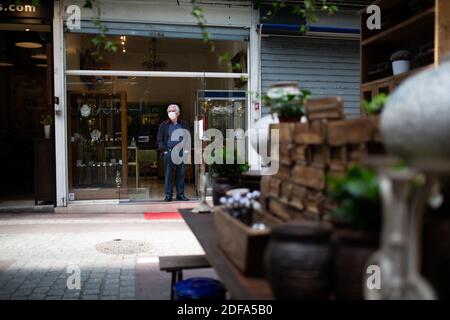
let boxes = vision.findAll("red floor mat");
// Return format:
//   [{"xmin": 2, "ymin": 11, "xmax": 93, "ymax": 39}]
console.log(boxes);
[{"xmin": 143, "ymin": 212, "xmax": 182, "ymax": 220}]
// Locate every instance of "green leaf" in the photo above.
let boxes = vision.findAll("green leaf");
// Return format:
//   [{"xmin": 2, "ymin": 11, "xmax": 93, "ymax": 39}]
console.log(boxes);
[
  {"xmin": 83, "ymin": 0, "xmax": 94, "ymax": 9},
  {"xmin": 328, "ymin": 165, "xmax": 381, "ymax": 231},
  {"xmin": 363, "ymin": 93, "xmax": 389, "ymax": 115},
  {"xmin": 91, "ymin": 37, "xmax": 102, "ymax": 46}
]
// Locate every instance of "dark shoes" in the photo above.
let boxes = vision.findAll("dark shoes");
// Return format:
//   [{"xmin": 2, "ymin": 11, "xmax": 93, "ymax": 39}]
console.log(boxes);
[
  {"xmin": 165, "ymin": 195, "xmax": 189, "ymax": 201},
  {"xmin": 176, "ymin": 195, "xmax": 189, "ymax": 201}
]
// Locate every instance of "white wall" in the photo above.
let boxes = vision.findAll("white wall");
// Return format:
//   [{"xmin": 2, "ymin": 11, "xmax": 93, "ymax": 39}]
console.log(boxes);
[{"xmin": 61, "ymin": 0, "xmax": 254, "ymax": 27}]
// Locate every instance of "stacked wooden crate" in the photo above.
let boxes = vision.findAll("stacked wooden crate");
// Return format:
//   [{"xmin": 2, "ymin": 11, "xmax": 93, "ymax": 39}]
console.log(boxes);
[{"xmin": 259, "ymin": 97, "xmax": 383, "ymax": 225}]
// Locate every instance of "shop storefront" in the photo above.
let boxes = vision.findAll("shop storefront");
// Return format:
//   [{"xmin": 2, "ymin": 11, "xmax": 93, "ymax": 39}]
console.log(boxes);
[
  {"xmin": 0, "ymin": 0, "xmax": 55, "ymax": 210},
  {"xmin": 53, "ymin": 0, "xmax": 260, "ymax": 206}
]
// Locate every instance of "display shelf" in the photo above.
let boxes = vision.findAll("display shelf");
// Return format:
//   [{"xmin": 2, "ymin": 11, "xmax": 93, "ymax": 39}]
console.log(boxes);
[
  {"xmin": 67, "ymin": 91, "xmax": 128, "ymax": 197},
  {"xmin": 361, "ymin": 64, "xmax": 434, "ymax": 89},
  {"xmin": 362, "ymin": 7, "xmax": 435, "ymax": 47},
  {"xmin": 359, "ymin": 0, "xmax": 449, "ymax": 113}
]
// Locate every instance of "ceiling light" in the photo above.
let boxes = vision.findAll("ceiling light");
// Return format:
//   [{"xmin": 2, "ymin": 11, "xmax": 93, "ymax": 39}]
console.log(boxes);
[
  {"xmin": 0, "ymin": 62, "xmax": 14, "ymax": 67},
  {"xmin": 31, "ymin": 47, "xmax": 47, "ymax": 60},
  {"xmin": 142, "ymin": 38, "xmax": 167, "ymax": 70},
  {"xmin": 31, "ymin": 53, "xmax": 47, "ymax": 60},
  {"xmin": 15, "ymin": 42, "xmax": 43, "ymax": 49},
  {"xmin": 25, "ymin": 28, "xmax": 30, "ymax": 32}
]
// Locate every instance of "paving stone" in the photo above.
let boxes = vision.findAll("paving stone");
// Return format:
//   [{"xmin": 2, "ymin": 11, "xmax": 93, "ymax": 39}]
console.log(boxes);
[
  {"xmin": 28, "ymin": 293, "xmax": 47, "ymax": 300},
  {"xmin": 1, "ymin": 286, "xmax": 19, "ymax": 294},
  {"xmin": 120, "ymin": 278, "xmax": 136, "ymax": 284},
  {"xmin": 47, "ymin": 288, "xmax": 66, "ymax": 295},
  {"xmin": 62, "ymin": 293, "xmax": 81, "ymax": 300},
  {"xmin": 11, "ymin": 288, "xmax": 31, "ymax": 297},
  {"xmin": 10, "ymin": 296, "xmax": 28, "ymax": 300},
  {"xmin": 45, "ymin": 296, "xmax": 63, "ymax": 300},
  {"xmin": 102, "ymin": 289, "xmax": 119, "ymax": 296},
  {"xmin": 82, "ymin": 288, "xmax": 100, "ymax": 295},
  {"xmin": 0, "ymin": 214, "xmax": 206, "ymax": 300},
  {"xmin": 87, "ymin": 278, "xmax": 103, "ymax": 283}
]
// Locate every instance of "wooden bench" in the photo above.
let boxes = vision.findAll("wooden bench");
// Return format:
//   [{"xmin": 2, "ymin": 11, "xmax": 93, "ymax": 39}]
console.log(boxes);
[{"xmin": 159, "ymin": 254, "xmax": 211, "ymax": 299}]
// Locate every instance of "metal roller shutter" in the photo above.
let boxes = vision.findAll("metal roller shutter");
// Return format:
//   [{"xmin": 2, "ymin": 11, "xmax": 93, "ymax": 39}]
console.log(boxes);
[{"xmin": 261, "ymin": 36, "xmax": 360, "ymax": 116}]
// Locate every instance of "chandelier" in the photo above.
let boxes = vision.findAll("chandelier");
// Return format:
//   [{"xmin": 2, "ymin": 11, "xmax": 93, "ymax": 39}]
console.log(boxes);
[{"xmin": 142, "ymin": 37, "xmax": 167, "ymax": 70}]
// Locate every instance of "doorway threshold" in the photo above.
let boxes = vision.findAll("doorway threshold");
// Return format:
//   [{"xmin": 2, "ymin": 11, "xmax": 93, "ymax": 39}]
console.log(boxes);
[
  {"xmin": 0, "ymin": 204, "xmax": 55, "ymax": 214},
  {"xmin": 55, "ymin": 198, "xmax": 210, "ymax": 214}
]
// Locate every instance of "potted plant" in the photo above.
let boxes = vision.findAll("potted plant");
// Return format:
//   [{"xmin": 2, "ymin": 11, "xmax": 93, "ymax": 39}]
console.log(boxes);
[
  {"xmin": 363, "ymin": 93, "xmax": 389, "ymax": 145},
  {"xmin": 207, "ymin": 147, "xmax": 249, "ymax": 205},
  {"xmin": 390, "ymin": 50, "xmax": 411, "ymax": 75},
  {"xmin": 327, "ymin": 165, "xmax": 382, "ymax": 299},
  {"xmin": 40, "ymin": 114, "xmax": 53, "ymax": 139},
  {"xmin": 262, "ymin": 82, "xmax": 311, "ymax": 123},
  {"xmin": 362, "ymin": 93, "xmax": 389, "ymax": 116}
]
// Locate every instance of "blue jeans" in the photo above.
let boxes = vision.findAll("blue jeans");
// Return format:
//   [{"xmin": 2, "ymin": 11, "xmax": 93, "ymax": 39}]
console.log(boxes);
[{"xmin": 163, "ymin": 150, "xmax": 185, "ymax": 197}]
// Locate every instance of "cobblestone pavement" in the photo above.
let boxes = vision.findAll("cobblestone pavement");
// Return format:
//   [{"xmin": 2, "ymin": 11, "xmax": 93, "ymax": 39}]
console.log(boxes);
[{"xmin": 0, "ymin": 213, "xmax": 213, "ymax": 300}]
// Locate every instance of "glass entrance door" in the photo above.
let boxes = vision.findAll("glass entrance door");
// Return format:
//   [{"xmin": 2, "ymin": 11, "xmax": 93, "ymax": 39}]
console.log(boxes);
[{"xmin": 195, "ymin": 89, "xmax": 248, "ymax": 195}]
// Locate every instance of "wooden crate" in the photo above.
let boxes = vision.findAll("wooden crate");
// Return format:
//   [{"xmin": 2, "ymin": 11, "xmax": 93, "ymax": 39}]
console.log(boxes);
[
  {"xmin": 369, "ymin": 115, "xmax": 382, "ymax": 142},
  {"xmin": 347, "ymin": 143, "xmax": 368, "ymax": 162},
  {"xmin": 268, "ymin": 197, "xmax": 303, "ymax": 221},
  {"xmin": 304, "ymin": 190, "xmax": 326, "ymax": 215},
  {"xmin": 292, "ymin": 165, "xmax": 326, "ymax": 190},
  {"xmin": 279, "ymin": 144, "xmax": 294, "ymax": 166},
  {"xmin": 268, "ymin": 177, "xmax": 282, "ymax": 198},
  {"xmin": 270, "ymin": 123, "xmax": 295, "ymax": 144},
  {"xmin": 292, "ymin": 144, "xmax": 310, "ymax": 164},
  {"xmin": 276, "ymin": 164, "xmax": 291, "ymax": 180},
  {"xmin": 256, "ymin": 208, "xmax": 284, "ymax": 227},
  {"xmin": 294, "ymin": 122, "xmax": 325, "ymax": 144},
  {"xmin": 289, "ymin": 185, "xmax": 307, "ymax": 211},
  {"xmin": 260, "ymin": 175, "xmax": 271, "ymax": 196},
  {"xmin": 326, "ymin": 118, "xmax": 373, "ymax": 146},
  {"xmin": 280, "ymin": 182, "xmax": 294, "ymax": 202},
  {"xmin": 214, "ymin": 207, "xmax": 270, "ymax": 276},
  {"xmin": 309, "ymin": 145, "xmax": 328, "ymax": 169},
  {"xmin": 327, "ymin": 146, "xmax": 347, "ymax": 171},
  {"xmin": 304, "ymin": 97, "xmax": 344, "ymax": 121}
]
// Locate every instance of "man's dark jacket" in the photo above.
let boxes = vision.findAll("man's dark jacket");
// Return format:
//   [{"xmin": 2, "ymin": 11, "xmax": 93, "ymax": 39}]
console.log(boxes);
[{"xmin": 156, "ymin": 119, "xmax": 189, "ymax": 153}]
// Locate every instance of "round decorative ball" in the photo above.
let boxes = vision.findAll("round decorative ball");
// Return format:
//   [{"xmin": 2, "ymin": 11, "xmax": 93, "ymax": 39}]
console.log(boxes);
[{"xmin": 381, "ymin": 62, "xmax": 450, "ymax": 160}]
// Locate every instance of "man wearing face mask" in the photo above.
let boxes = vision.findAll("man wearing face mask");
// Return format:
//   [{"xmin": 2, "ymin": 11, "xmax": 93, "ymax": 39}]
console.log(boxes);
[{"xmin": 157, "ymin": 104, "xmax": 190, "ymax": 202}]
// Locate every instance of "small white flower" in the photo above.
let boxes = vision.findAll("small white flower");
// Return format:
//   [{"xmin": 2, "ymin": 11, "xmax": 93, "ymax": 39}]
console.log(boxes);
[{"xmin": 267, "ymin": 88, "xmax": 284, "ymax": 99}]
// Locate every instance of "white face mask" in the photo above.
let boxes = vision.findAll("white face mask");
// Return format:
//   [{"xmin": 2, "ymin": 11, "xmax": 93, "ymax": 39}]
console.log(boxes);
[{"xmin": 168, "ymin": 111, "xmax": 177, "ymax": 120}]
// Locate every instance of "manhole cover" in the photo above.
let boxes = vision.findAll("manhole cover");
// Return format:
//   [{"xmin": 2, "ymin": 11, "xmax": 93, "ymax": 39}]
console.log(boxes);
[{"xmin": 95, "ymin": 239, "xmax": 151, "ymax": 255}]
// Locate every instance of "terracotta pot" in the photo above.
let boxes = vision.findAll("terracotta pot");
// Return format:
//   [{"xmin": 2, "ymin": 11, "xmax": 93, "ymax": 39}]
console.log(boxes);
[
  {"xmin": 212, "ymin": 177, "xmax": 238, "ymax": 205},
  {"xmin": 331, "ymin": 228, "xmax": 379, "ymax": 300},
  {"xmin": 278, "ymin": 116, "xmax": 301, "ymax": 123},
  {"xmin": 267, "ymin": 81, "xmax": 304, "ymax": 124},
  {"xmin": 264, "ymin": 222, "xmax": 333, "ymax": 300}
]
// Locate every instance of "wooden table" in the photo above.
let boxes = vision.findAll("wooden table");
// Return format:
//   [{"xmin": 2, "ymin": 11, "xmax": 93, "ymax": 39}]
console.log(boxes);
[{"xmin": 179, "ymin": 209, "xmax": 274, "ymax": 300}]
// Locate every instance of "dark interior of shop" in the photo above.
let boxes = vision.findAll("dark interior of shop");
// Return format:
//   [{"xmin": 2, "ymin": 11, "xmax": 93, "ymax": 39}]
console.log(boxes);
[{"xmin": 0, "ymin": 26, "xmax": 52, "ymax": 207}]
